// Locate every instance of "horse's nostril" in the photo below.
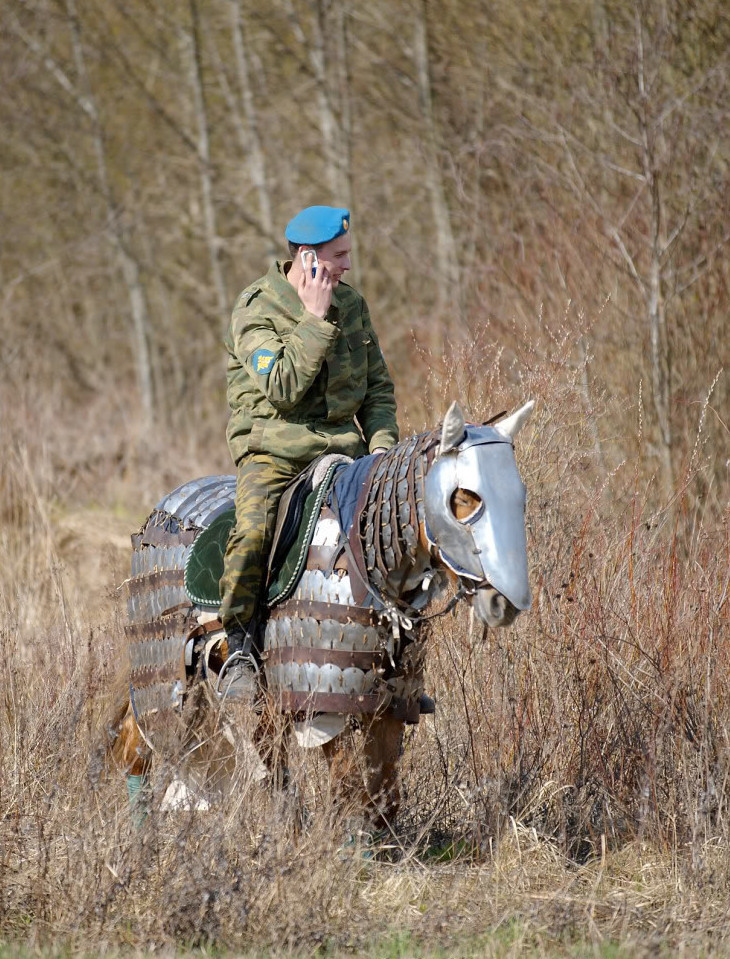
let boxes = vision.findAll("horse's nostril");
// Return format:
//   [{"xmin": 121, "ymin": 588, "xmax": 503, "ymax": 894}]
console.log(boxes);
[
  {"xmin": 474, "ymin": 587, "xmax": 519, "ymax": 627},
  {"xmin": 491, "ymin": 593, "xmax": 507, "ymax": 618}
]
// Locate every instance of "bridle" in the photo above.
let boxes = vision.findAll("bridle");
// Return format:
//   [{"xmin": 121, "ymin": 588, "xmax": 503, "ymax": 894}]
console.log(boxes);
[{"xmin": 330, "ymin": 431, "xmax": 497, "ymax": 633}]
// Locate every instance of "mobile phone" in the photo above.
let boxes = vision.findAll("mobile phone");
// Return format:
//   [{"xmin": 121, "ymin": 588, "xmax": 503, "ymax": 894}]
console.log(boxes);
[{"xmin": 300, "ymin": 249, "xmax": 318, "ymax": 278}]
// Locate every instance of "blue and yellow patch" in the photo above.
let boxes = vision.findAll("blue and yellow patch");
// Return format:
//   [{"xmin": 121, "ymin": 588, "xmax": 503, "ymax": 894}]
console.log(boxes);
[{"xmin": 252, "ymin": 348, "xmax": 276, "ymax": 374}]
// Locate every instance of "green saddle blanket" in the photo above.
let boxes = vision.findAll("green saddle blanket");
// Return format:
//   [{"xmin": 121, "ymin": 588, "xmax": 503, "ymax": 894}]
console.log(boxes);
[
  {"xmin": 184, "ymin": 509, "xmax": 235, "ymax": 608},
  {"xmin": 183, "ymin": 461, "xmax": 341, "ymax": 609}
]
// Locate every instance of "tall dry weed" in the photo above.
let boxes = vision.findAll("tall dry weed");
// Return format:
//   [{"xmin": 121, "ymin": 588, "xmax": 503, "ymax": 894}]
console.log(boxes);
[{"xmin": 1, "ymin": 319, "xmax": 729, "ymax": 953}]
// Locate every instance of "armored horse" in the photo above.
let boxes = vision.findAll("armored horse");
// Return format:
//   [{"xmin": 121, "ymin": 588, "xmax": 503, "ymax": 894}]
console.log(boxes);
[{"xmin": 112, "ymin": 399, "xmax": 534, "ymax": 827}]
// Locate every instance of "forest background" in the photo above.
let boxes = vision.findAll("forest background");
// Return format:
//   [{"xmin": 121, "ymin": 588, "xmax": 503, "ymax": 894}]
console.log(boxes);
[{"xmin": 1, "ymin": 0, "xmax": 730, "ymax": 956}]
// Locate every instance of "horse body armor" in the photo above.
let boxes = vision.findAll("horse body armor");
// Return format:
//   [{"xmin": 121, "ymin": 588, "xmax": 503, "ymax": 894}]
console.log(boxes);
[
  {"xmin": 262, "ymin": 527, "xmax": 422, "ymax": 719},
  {"xmin": 126, "ymin": 464, "xmax": 421, "ymax": 723},
  {"xmin": 125, "ymin": 411, "xmax": 532, "ymax": 727},
  {"xmin": 127, "ymin": 475, "xmax": 236, "ymax": 719}
]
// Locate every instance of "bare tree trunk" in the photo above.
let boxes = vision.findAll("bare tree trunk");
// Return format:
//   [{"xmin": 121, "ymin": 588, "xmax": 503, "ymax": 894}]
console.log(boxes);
[
  {"xmin": 413, "ymin": 0, "xmax": 461, "ymax": 324},
  {"xmin": 331, "ymin": 3, "xmax": 360, "ymax": 287},
  {"xmin": 635, "ymin": 6, "xmax": 673, "ymax": 496},
  {"xmin": 285, "ymin": 0, "xmax": 351, "ymax": 200},
  {"xmin": 64, "ymin": 0, "xmax": 155, "ymax": 426},
  {"xmin": 308, "ymin": 0, "xmax": 345, "ymax": 199},
  {"xmin": 592, "ymin": 0, "xmax": 609, "ymax": 54},
  {"xmin": 188, "ymin": 0, "xmax": 229, "ymax": 326},
  {"xmin": 230, "ymin": 0, "xmax": 277, "ymax": 262},
  {"xmin": 648, "ymin": 202, "xmax": 673, "ymax": 493},
  {"xmin": 284, "ymin": 0, "xmax": 359, "ymax": 280}
]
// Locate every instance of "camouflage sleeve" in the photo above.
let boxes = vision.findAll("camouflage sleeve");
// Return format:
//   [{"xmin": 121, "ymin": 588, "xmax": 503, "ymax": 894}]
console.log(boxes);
[
  {"xmin": 232, "ymin": 292, "xmax": 338, "ymax": 411},
  {"xmin": 356, "ymin": 305, "xmax": 400, "ymax": 452}
]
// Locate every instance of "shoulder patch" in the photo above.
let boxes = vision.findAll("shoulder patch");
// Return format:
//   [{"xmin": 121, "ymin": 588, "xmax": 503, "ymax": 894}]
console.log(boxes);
[
  {"xmin": 244, "ymin": 289, "xmax": 262, "ymax": 307},
  {"xmin": 251, "ymin": 348, "xmax": 276, "ymax": 375}
]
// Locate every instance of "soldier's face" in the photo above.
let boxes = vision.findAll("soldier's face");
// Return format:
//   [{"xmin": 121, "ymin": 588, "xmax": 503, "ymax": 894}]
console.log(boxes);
[{"xmin": 316, "ymin": 234, "xmax": 352, "ymax": 286}]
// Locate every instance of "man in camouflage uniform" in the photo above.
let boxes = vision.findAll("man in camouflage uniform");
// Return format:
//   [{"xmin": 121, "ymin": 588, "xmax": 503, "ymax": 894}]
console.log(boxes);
[{"xmin": 218, "ymin": 206, "xmax": 399, "ymax": 699}]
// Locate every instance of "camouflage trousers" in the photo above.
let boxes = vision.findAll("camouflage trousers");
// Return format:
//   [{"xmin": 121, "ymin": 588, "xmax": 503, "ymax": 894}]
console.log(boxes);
[{"xmin": 218, "ymin": 453, "xmax": 305, "ymax": 632}]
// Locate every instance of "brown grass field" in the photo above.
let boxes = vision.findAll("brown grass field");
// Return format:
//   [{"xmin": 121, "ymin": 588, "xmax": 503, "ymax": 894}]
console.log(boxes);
[{"xmin": 1, "ymin": 327, "xmax": 728, "ymax": 959}]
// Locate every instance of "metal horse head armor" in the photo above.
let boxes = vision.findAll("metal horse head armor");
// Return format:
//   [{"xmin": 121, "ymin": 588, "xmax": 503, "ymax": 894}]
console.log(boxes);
[{"xmin": 424, "ymin": 400, "xmax": 533, "ymax": 625}]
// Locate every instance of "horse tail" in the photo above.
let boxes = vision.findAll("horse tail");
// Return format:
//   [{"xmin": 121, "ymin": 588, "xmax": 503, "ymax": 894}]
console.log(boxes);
[
  {"xmin": 105, "ymin": 657, "xmax": 132, "ymax": 761},
  {"xmin": 90, "ymin": 652, "xmax": 132, "ymax": 779}
]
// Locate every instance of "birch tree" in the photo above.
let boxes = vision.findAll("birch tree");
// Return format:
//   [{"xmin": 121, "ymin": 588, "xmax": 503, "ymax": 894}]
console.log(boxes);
[
  {"xmin": 413, "ymin": 0, "xmax": 461, "ymax": 322},
  {"xmin": 187, "ymin": 0, "xmax": 229, "ymax": 326},
  {"xmin": 230, "ymin": 0, "xmax": 277, "ymax": 262},
  {"xmin": 10, "ymin": 0, "xmax": 157, "ymax": 427}
]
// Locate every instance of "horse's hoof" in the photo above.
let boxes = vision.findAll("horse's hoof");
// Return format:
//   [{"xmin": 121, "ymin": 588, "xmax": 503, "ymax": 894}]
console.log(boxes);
[
  {"xmin": 418, "ymin": 693, "xmax": 436, "ymax": 715},
  {"xmin": 338, "ymin": 825, "xmax": 393, "ymax": 861}
]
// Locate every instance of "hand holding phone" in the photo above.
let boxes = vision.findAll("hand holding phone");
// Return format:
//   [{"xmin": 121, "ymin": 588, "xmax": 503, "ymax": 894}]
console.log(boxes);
[
  {"xmin": 297, "ymin": 249, "xmax": 332, "ymax": 318},
  {"xmin": 300, "ymin": 249, "xmax": 318, "ymax": 278}
]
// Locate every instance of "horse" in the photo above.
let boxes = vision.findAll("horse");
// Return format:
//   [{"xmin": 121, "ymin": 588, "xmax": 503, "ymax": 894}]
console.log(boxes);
[{"xmin": 109, "ymin": 399, "xmax": 534, "ymax": 830}]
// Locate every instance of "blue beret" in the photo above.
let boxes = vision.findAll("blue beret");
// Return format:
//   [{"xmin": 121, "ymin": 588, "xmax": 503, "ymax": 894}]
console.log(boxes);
[{"xmin": 285, "ymin": 206, "xmax": 350, "ymax": 245}]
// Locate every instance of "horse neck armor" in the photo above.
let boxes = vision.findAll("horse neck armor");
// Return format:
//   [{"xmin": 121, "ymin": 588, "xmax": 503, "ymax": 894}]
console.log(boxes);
[{"xmin": 360, "ymin": 430, "xmax": 436, "ymax": 608}]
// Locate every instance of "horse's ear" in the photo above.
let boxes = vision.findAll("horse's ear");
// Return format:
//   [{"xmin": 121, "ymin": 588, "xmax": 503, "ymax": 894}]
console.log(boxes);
[
  {"xmin": 439, "ymin": 401, "xmax": 467, "ymax": 454},
  {"xmin": 496, "ymin": 399, "xmax": 535, "ymax": 441}
]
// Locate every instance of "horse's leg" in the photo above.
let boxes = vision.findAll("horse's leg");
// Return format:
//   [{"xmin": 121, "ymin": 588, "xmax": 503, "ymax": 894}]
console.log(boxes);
[
  {"xmin": 323, "ymin": 716, "xmax": 405, "ymax": 826},
  {"xmin": 114, "ymin": 705, "xmax": 153, "ymax": 826},
  {"xmin": 252, "ymin": 704, "xmax": 308, "ymax": 832},
  {"xmin": 253, "ymin": 700, "xmax": 292, "ymax": 789},
  {"xmin": 362, "ymin": 712, "xmax": 405, "ymax": 831},
  {"xmin": 323, "ymin": 713, "xmax": 405, "ymax": 840},
  {"xmin": 322, "ymin": 728, "xmax": 373, "ymax": 848},
  {"xmin": 322, "ymin": 727, "xmax": 370, "ymax": 815}
]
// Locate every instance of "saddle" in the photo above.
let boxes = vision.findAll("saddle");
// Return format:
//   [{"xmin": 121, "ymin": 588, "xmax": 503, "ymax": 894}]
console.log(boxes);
[
  {"xmin": 127, "ymin": 447, "xmax": 427, "ymax": 726},
  {"xmin": 183, "ymin": 454, "xmax": 351, "ymax": 610},
  {"xmin": 268, "ymin": 454, "xmax": 352, "ymax": 586}
]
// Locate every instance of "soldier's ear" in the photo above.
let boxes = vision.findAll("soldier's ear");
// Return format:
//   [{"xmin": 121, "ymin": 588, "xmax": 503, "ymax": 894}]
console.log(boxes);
[{"xmin": 439, "ymin": 401, "xmax": 467, "ymax": 455}]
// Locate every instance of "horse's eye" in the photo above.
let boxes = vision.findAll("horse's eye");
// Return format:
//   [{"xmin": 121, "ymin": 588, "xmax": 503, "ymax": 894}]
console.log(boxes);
[{"xmin": 450, "ymin": 488, "xmax": 483, "ymax": 523}]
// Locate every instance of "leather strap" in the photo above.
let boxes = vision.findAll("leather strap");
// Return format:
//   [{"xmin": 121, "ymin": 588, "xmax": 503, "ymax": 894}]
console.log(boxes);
[
  {"xmin": 345, "ymin": 463, "xmax": 378, "ymax": 604},
  {"xmin": 263, "ymin": 646, "xmax": 385, "ymax": 669},
  {"xmin": 125, "ymin": 611, "xmax": 189, "ymax": 642},
  {"xmin": 269, "ymin": 599, "xmax": 378, "ymax": 626},
  {"xmin": 127, "ymin": 569, "xmax": 185, "ymax": 595},
  {"xmin": 132, "ymin": 522, "xmax": 199, "ymax": 549},
  {"xmin": 273, "ymin": 689, "xmax": 419, "ymax": 721},
  {"xmin": 185, "ymin": 618, "xmax": 224, "ymax": 641},
  {"xmin": 275, "ymin": 690, "xmax": 391, "ymax": 715}
]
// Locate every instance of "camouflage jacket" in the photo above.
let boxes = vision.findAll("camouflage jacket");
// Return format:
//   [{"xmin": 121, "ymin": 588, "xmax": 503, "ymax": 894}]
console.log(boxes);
[{"xmin": 224, "ymin": 261, "xmax": 399, "ymax": 465}]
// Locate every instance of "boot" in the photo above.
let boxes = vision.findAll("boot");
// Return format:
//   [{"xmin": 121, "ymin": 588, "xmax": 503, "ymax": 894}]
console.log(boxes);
[{"xmin": 217, "ymin": 625, "xmax": 259, "ymax": 703}]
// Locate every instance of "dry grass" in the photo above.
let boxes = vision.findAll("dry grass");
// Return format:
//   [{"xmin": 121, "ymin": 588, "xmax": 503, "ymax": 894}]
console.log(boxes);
[{"xmin": 1, "ymin": 325, "xmax": 729, "ymax": 957}]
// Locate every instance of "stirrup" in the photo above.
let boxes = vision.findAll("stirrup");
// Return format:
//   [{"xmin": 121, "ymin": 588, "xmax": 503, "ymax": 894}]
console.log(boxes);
[{"xmin": 216, "ymin": 649, "xmax": 260, "ymax": 700}]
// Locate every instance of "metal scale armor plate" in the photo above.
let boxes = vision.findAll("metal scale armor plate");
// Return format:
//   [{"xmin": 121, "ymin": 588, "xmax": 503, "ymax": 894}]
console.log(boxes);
[
  {"xmin": 262, "ymin": 451, "xmax": 426, "ymax": 721},
  {"xmin": 126, "ymin": 475, "xmax": 235, "ymax": 719},
  {"xmin": 263, "ymin": 561, "xmax": 419, "ymax": 717}
]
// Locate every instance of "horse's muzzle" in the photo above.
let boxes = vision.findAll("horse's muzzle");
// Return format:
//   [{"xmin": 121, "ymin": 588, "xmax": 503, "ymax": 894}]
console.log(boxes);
[{"xmin": 472, "ymin": 586, "xmax": 520, "ymax": 628}]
